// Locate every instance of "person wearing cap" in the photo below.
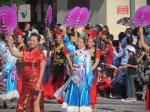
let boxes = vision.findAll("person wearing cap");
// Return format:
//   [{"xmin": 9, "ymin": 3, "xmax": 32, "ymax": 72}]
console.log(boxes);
[
  {"xmin": 119, "ymin": 47, "xmax": 138, "ymax": 101},
  {"xmin": 139, "ymin": 27, "xmax": 150, "ymax": 110},
  {"xmin": 113, "ymin": 37, "xmax": 135, "ymax": 100}
]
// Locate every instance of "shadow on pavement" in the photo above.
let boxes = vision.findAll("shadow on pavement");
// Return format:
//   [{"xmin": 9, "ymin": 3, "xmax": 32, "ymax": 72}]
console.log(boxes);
[{"xmin": 97, "ymin": 107, "xmax": 115, "ymax": 111}]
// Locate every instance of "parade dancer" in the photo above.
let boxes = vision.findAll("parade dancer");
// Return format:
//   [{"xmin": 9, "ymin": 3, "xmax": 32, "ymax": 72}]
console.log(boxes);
[
  {"xmin": 139, "ymin": 27, "xmax": 150, "ymax": 110},
  {"xmin": 62, "ymin": 34, "xmax": 93, "ymax": 112},
  {"xmin": 8, "ymin": 33, "xmax": 46, "ymax": 112},
  {"xmin": 0, "ymin": 34, "xmax": 19, "ymax": 109},
  {"xmin": 16, "ymin": 29, "xmax": 26, "ymax": 95},
  {"xmin": 44, "ymin": 28, "xmax": 70, "ymax": 104},
  {"xmin": 86, "ymin": 31, "xmax": 101, "ymax": 108}
]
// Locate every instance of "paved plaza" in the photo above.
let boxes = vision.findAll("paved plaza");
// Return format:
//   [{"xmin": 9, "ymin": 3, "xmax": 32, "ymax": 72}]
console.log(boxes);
[{"xmin": 0, "ymin": 97, "xmax": 148, "ymax": 112}]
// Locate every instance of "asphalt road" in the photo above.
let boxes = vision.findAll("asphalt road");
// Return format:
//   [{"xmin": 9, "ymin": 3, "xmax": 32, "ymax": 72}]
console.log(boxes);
[{"xmin": 0, "ymin": 97, "xmax": 148, "ymax": 112}]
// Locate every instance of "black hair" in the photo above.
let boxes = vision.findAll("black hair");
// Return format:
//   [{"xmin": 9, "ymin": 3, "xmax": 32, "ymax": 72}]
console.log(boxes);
[
  {"xmin": 102, "ymin": 31, "xmax": 109, "ymax": 36},
  {"xmin": 17, "ymin": 34, "xmax": 28, "ymax": 46},
  {"xmin": 30, "ymin": 33, "xmax": 41, "ymax": 42},
  {"xmin": 126, "ymin": 36, "xmax": 133, "ymax": 45},
  {"xmin": 136, "ymin": 40, "xmax": 145, "ymax": 51},
  {"xmin": 24, "ymin": 23, "xmax": 30, "ymax": 28},
  {"xmin": 0, "ymin": 33, "xmax": 5, "ymax": 41},
  {"xmin": 125, "ymin": 28, "xmax": 133, "ymax": 34},
  {"xmin": 12, "ymin": 34, "xmax": 16, "ymax": 41},
  {"xmin": 80, "ymin": 37, "xmax": 86, "ymax": 44},
  {"xmin": 106, "ymin": 34, "xmax": 114, "ymax": 41},
  {"xmin": 118, "ymin": 32, "xmax": 126, "ymax": 42},
  {"xmin": 103, "ymin": 25, "xmax": 110, "ymax": 34},
  {"xmin": 95, "ymin": 24, "xmax": 103, "ymax": 32}
]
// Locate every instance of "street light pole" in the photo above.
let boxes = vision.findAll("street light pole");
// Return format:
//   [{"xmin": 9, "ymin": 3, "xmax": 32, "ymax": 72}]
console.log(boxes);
[{"xmin": 130, "ymin": 0, "xmax": 135, "ymax": 17}]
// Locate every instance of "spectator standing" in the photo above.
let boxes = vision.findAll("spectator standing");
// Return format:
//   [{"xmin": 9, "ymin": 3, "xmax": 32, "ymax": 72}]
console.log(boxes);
[
  {"xmin": 102, "ymin": 34, "xmax": 114, "ymax": 79},
  {"xmin": 113, "ymin": 37, "xmax": 135, "ymax": 99}
]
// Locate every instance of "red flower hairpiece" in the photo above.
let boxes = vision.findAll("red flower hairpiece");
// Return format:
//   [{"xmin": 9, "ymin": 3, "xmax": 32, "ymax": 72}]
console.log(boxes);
[
  {"xmin": 83, "ymin": 30, "xmax": 96, "ymax": 39},
  {"xmin": 16, "ymin": 29, "xmax": 23, "ymax": 35},
  {"xmin": 54, "ymin": 29, "xmax": 62, "ymax": 35}
]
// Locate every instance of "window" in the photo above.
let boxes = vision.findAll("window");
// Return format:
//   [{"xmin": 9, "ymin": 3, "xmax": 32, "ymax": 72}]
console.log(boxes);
[{"xmin": 68, "ymin": 0, "xmax": 90, "ymax": 10}]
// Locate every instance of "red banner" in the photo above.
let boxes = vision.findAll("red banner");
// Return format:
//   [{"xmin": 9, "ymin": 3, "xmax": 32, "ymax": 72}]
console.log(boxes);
[{"xmin": 117, "ymin": 6, "xmax": 129, "ymax": 14}]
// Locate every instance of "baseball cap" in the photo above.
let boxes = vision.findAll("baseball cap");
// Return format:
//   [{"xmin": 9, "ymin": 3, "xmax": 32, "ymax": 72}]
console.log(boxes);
[{"xmin": 127, "ymin": 47, "xmax": 136, "ymax": 53}]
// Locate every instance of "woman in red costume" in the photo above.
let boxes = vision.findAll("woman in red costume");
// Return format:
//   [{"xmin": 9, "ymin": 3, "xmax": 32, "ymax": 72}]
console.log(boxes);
[
  {"xmin": 44, "ymin": 28, "xmax": 70, "ymax": 104},
  {"xmin": 86, "ymin": 31, "xmax": 101, "ymax": 108},
  {"xmin": 16, "ymin": 29, "xmax": 26, "ymax": 95},
  {"xmin": 139, "ymin": 27, "xmax": 150, "ymax": 110},
  {"xmin": 7, "ymin": 33, "xmax": 46, "ymax": 112}
]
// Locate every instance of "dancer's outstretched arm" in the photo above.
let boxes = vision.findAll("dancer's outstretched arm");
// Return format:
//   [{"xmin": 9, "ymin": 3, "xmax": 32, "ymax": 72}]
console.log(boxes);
[
  {"xmin": 139, "ymin": 27, "xmax": 149, "ymax": 51},
  {"xmin": 7, "ymin": 36, "xmax": 23, "ymax": 58}
]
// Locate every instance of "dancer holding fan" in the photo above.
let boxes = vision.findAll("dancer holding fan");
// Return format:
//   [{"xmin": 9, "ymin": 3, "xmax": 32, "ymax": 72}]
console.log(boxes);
[
  {"xmin": 134, "ymin": 5, "xmax": 150, "ymax": 110},
  {"xmin": 44, "ymin": 28, "xmax": 71, "ymax": 104},
  {"xmin": 86, "ymin": 30, "xmax": 101, "ymax": 109},
  {"xmin": 139, "ymin": 27, "xmax": 150, "ymax": 110},
  {"xmin": 0, "ymin": 4, "xmax": 19, "ymax": 109},
  {"xmin": 62, "ymin": 27, "xmax": 93, "ymax": 112}
]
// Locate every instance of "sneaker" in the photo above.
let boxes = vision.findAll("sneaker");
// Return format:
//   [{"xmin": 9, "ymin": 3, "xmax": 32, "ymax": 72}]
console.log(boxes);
[
  {"xmin": 123, "ymin": 98, "xmax": 136, "ymax": 102},
  {"xmin": 121, "ymin": 98, "xmax": 132, "ymax": 102},
  {"xmin": 109, "ymin": 93, "xmax": 113, "ymax": 98},
  {"xmin": 130, "ymin": 98, "xmax": 137, "ymax": 101},
  {"xmin": 90, "ymin": 104, "xmax": 95, "ymax": 109}
]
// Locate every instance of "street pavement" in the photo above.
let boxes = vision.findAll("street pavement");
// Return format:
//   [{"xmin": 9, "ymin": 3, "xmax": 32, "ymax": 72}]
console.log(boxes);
[{"xmin": 0, "ymin": 97, "xmax": 148, "ymax": 112}]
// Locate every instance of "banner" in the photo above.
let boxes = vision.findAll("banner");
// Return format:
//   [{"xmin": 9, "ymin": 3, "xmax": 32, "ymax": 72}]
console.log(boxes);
[{"xmin": 18, "ymin": 4, "xmax": 31, "ymax": 22}]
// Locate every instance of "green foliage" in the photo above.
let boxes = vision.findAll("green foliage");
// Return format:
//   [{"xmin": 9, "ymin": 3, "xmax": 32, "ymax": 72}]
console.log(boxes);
[{"xmin": 0, "ymin": 0, "xmax": 25, "ymax": 7}]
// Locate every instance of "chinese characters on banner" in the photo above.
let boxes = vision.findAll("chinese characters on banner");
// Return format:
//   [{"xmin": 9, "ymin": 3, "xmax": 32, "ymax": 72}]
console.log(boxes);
[{"xmin": 117, "ymin": 6, "xmax": 128, "ymax": 14}]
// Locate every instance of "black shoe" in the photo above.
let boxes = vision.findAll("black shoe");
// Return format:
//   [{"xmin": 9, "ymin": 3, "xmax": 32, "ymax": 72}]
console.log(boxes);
[{"xmin": 3, "ymin": 103, "xmax": 7, "ymax": 109}]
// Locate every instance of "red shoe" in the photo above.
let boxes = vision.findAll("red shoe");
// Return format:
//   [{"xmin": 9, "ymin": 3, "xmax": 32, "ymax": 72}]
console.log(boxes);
[
  {"xmin": 90, "ymin": 104, "xmax": 95, "ymax": 109},
  {"xmin": 54, "ymin": 100, "xmax": 63, "ymax": 104}
]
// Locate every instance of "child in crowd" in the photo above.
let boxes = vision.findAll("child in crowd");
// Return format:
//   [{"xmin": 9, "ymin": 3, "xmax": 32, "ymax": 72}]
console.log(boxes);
[{"xmin": 97, "ymin": 68, "xmax": 113, "ymax": 97}]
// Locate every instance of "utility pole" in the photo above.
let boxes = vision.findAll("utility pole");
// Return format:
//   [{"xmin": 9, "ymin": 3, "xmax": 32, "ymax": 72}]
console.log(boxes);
[{"xmin": 130, "ymin": 0, "xmax": 135, "ymax": 17}]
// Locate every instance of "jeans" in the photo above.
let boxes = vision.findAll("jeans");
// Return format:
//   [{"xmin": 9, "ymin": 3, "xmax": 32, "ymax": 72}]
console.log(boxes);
[{"xmin": 113, "ymin": 68, "xmax": 131, "ymax": 98}]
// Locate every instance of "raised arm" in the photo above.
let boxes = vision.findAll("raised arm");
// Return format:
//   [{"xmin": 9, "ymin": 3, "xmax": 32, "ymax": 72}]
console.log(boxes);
[
  {"xmin": 139, "ymin": 27, "xmax": 149, "ymax": 51},
  {"xmin": 7, "ymin": 37, "xmax": 23, "ymax": 58}
]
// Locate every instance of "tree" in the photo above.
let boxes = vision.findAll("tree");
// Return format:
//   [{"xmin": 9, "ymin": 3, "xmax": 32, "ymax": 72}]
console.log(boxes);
[{"xmin": 0, "ymin": 0, "xmax": 25, "ymax": 7}]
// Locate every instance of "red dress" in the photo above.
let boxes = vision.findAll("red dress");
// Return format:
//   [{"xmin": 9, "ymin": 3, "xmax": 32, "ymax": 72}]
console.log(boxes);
[
  {"xmin": 90, "ymin": 50, "xmax": 101, "ymax": 105},
  {"xmin": 146, "ymin": 49, "xmax": 150, "ymax": 110},
  {"xmin": 16, "ymin": 48, "xmax": 46, "ymax": 112},
  {"xmin": 44, "ymin": 46, "xmax": 68, "ymax": 102},
  {"xmin": 16, "ymin": 45, "xmax": 26, "ymax": 95}
]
